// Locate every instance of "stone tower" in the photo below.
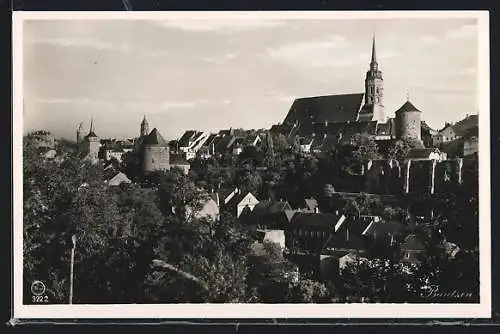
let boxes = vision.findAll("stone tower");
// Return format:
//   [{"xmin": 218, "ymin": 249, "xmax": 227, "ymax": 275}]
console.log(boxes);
[
  {"xmin": 76, "ymin": 121, "xmax": 85, "ymax": 144},
  {"xmin": 83, "ymin": 117, "xmax": 100, "ymax": 163},
  {"xmin": 395, "ymin": 99, "xmax": 422, "ymax": 141},
  {"xmin": 364, "ymin": 35, "xmax": 385, "ymax": 123},
  {"xmin": 140, "ymin": 115, "xmax": 149, "ymax": 137},
  {"xmin": 141, "ymin": 128, "xmax": 170, "ymax": 173}
]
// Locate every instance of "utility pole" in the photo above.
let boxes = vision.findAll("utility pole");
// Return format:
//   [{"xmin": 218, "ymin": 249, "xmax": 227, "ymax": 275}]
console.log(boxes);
[{"xmin": 69, "ymin": 235, "xmax": 76, "ymax": 304}]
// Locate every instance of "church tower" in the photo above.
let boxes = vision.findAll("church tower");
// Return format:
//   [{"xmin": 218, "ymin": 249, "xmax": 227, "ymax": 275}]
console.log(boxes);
[
  {"xmin": 83, "ymin": 116, "xmax": 100, "ymax": 164},
  {"xmin": 76, "ymin": 121, "xmax": 85, "ymax": 145},
  {"xmin": 364, "ymin": 35, "xmax": 385, "ymax": 123},
  {"xmin": 140, "ymin": 115, "xmax": 149, "ymax": 137}
]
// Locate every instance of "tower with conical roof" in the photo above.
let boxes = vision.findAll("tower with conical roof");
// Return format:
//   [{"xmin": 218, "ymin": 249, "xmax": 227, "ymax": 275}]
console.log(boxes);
[
  {"xmin": 395, "ymin": 97, "xmax": 422, "ymax": 141},
  {"xmin": 364, "ymin": 34, "xmax": 385, "ymax": 123},
  {"xmin": 140, "ymin": 115, "xmax": 149, "ymax": 137},
  {"xmin": 141, "ymin": 127, "xmax": 170, "ymax": 173},
  {"xmin": 83, "ymin": 116, "xmax": 100, "ymax": 163}
]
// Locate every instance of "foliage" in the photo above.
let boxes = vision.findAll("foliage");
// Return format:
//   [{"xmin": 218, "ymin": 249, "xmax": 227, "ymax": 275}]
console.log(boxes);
[{"xmin": 387, "ymin": 138, "xmax": 423, "ymax": 160}]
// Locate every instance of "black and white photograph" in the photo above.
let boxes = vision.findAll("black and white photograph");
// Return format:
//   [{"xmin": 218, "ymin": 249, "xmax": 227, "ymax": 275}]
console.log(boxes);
[{"xmin": 13, "ymin": 11, "xmax": 490, "ymax": 319}]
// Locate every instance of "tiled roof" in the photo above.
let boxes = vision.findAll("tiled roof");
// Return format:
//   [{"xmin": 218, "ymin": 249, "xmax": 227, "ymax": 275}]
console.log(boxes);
[
  {"xmin": 395, "ymin": 100, "xmax": 422, "ymax": 114},
  {"xmin": 202, "ymin": 134, "xmax": 218, "ymax": 147},
  {"xmin": 178, "ymin": 130, "xmax": 197, "ymax": 146},
  {"xmin": 283, "ymin": 93, "xmax": 365, "ymax": 125},
  {"xmin": 449, "ymin": 114, "xmax": 478, "ymax": 137},
  {"xmin": 290, "ymin": 212, "xmax": 343, "ymax": 228},
  {"xmin": 142, "ymin": 128, "xmax": 169, "ymax": 147}
]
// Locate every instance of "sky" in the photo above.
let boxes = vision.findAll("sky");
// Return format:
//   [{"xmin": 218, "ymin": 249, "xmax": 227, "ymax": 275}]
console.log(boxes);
[{"xmin": 22, "ymin": 15, "xmax": 480, "ymax": 141}]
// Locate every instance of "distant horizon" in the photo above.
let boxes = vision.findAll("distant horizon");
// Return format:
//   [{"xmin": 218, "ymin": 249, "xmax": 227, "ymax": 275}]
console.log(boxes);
[{"xmin": 22, "ymin": 15, "xmax": 480, "ymax": 142}]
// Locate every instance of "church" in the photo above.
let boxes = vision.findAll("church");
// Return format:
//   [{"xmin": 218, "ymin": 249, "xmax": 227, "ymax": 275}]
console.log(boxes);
[{"xmin": 272, "ymin": 36, "xmax": 434, "ymax": 150}]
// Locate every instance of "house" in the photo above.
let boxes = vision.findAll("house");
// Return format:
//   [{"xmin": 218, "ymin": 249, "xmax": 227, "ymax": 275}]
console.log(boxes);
[
  {"xmin": 243, "ymin": 200, "xmax": 294, "ymax": 230},
  {"xmin": 213, "ymin": 187, "xmax": 239, "ymax": 207},
  {"xmin": 432, "ymin": 114, "xmax": 478, "ymax": 146},
  {"xmin": 231, "ymin": 192, "xmax": 260, "ymax": 218},
  {"xmin": 375, "ymin": 119, "xmax": 396, "ymax": 140},
  {"xmin": 178, "ymin": 130, "xmax": 210, "ymax": 157},
  {"xmin": 169, "ymin": 154, "xmax": 190, "ymax": 175},
  {"xmin": 105, "ymin": 148, "xmax": 125, "ymax": 163},
  {"xmin": 287, "ymin": 212, "xmax": 348, "ymax": 253},
  {"xmin": 246, "ymin": 134, "xmax": 262, "ymax": 147},
  {"xmin": 106, "ymin": 172, "xmax": 132, "ymax": 187},
  {"xmin": 187, "ymin": 196, "xmax": 220, "ymax": 222},
  {"xmin": 406, "ymin": 148, "xmax": 445, "ymax": 161},
  {"xmin": 231, "ymin": 137, "xmax": 246, "ymax": 156},
  {"xmin": 400, "ymin": 234, "xmax": 426, "ymax": 263},
  {"xmin": 222, "ymin": 191, "xmax": 260, "ymax": 218},
  {"xmin": 361, "ymin": 219, "xmax": 404, "ymax": 246},
  {"xmin": 198, "ymin": 134, "xmax": 220, "ymax": 158},
  {"xmin": 302, "ymin": 197, "xmax": 320, "ymax": 213},
  {"xmin": 463, "ymin": 126, "xmax": 478, "ymax": 156}
]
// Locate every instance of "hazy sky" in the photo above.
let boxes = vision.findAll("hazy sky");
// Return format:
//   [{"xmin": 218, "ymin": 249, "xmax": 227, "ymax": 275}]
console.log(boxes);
[{"xmin": 23, "ymin": 16, "xmax": 479, "ymax": 140}]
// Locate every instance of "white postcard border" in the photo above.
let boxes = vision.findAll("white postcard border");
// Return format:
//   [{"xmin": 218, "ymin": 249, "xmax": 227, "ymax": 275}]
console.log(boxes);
[{"xmin": 12, "ymin": 10, "xmax": 491, "ymax": 319}]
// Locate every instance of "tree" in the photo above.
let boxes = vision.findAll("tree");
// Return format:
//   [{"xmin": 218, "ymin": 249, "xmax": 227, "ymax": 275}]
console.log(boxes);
[
  {"xmin": 350, "ymin": 134, "xmax": 381, "ymax": 162},
  {"xmin": 387, "ymin": 138, "xmax": 423, "ymax": 161}
]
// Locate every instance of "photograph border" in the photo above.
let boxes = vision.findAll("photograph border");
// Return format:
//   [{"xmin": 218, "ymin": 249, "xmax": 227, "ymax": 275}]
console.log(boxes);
[{"xmin": 12, "ymin": 10, "xmax": 492, "ymax": 319}]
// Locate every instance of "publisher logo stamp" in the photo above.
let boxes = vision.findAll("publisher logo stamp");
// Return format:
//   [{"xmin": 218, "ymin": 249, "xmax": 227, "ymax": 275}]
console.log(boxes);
[{"xmin": 31, "ymin": 280, "xmax": 46, "ymax": 296}]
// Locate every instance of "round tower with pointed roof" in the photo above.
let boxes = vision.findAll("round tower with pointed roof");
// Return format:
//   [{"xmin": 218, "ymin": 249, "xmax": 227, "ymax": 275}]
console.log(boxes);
[
  {"xmin": 395, "ymin": 99, "xmax": 422, "ymax": 141},
  {"xmin": 141, "ymin": 127, "xmax": 170, "ymax": 173}
]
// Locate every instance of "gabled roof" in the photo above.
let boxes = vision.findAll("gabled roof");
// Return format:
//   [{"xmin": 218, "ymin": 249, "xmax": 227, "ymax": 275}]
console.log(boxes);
[
  {"xmin": 304, "ymin": 198, "xmax": 318, "ymax": 211},
  {"xmin": 217, "ymin": 187, "xmax": 238, "ymax": 203},
  {"xmin": 178, "ymin": 130, "xmax": 197, "ymax": 146},
  {"xmin": 202, "ymin": 134, "xmax": 218, "ymax": 147},
  {"xmin": 107, "ymin": 172, "xmax": 131, "ymax": 186},
  {"xmin": 395, "ymin": 100, "xmax": 422, "ymax": 114},
  {"xmin": 142, "ymin": 128, "xmax": 168, "ymax": 147},
  {"xmin": 283, "ymin": 93, "xmax": 365, "ymax": 125}
]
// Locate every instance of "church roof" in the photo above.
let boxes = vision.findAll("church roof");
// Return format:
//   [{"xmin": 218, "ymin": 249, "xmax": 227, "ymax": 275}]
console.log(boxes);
[
  {"xmin": 395, "ymin": 100, "xmax": 422, "ymax": 114},
  {"xmin": 283, "ymin": 93, "xmax": 365, "ymax": 125},
  {"xmin": 142, "ymin": 128, "xmax": 168, "ymax": 147}
]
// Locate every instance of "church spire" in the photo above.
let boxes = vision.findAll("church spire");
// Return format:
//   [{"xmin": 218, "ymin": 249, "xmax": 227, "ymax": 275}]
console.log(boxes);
[
  {"xmin": 140, "ymin": 114, "xmax": 150, "ymax": 137},
  {"xmin": 370, "ymin": 34, "xmax": 378, "ymax": 69}
]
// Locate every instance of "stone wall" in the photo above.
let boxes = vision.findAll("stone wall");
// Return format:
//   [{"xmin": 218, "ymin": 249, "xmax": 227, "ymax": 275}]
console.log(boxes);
[{"xmin": 142, "ymin": 146, "xmax": 170, "ymax": 173}]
